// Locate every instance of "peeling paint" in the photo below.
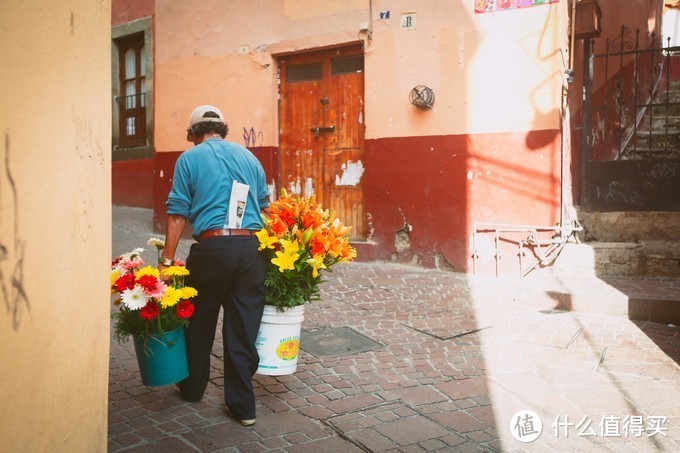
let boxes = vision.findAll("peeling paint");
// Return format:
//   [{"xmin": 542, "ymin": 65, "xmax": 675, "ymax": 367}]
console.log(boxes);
[
  {"xmin": 335, "ymin": 160, "xmax": 365, "ymax": 186},
  {"xmin": 160, "ymin": 169, "xmax": 164, "ymax": 178},
  {"xmin": 365, "ymin": 211, "xmax": 374, "ymax": 241},
  {"xmin": 593, "ymin": 112, "xmax": 606, "ymax": 147},
  {"xmin": 288, "ymin": 178, "xmax": 301, "ymax": 195},
  {"xmin": 304, "ymin": 177, "xmax": 314, "ymax": 198},
  {"xmin": 394, "ymin": 223, "xmax": 412, "ymax": 253},
  {"xmin": 359, "ymin": 97, "xmax": 364, "ymax": 124},
  {"xmin": 268, "ymin": 181, "xmax": 277, "ymax": 203},
  {"xmin": 467, "ymin": 170, "xmax": 473, "ymax": 180}
]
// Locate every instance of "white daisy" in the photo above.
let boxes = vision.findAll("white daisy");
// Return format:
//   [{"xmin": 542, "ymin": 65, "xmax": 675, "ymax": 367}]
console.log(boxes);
[
  {"xmin": 147, "ymin": 237, "xmax": 165, "ymax": 250},
  {"xmin": 121, "ymin": 286, "xmax": 149, "ymax": 310}
]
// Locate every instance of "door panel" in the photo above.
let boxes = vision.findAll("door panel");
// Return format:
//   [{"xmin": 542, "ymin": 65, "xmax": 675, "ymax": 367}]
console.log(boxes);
[{"xmin": 279, "ymin": 45, "xmax": 366, "ymax": 241}]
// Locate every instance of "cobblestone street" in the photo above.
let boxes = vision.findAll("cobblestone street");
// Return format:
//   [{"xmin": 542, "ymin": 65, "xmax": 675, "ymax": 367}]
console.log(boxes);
[{"xmin": 110, "ymin": 206, "xmax": 680, "ymax": 452}]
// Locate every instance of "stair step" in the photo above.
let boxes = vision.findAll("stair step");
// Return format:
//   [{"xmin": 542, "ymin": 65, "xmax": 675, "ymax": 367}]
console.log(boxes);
[
  {"xmin": 602, "ymin": 276, "xmax": 680, "ymax": 325},
  {"xmin": 552, "ymin": 241, "xmax": 680, "ymax": 278},
  {"xmin": 651, "ymin": 103, "xmax": 680, "ymax": 116},
  {"xmin": 635, "ymin": 127, "xmax": 680, "ymax": 136},
  {"xmin": 577, "ymin": 210, "xmax": 680, "ymax": 242},
  {"xmin": 620, "ymin": 147, "xmax": 680, "ymax": 159},
  {"xmin": 654, "ymin": 90, "xmax": 680, "ymax": 103},
  {"xmin": 648, "ymin": 115, "xmax": 680, "ymax": 129}
]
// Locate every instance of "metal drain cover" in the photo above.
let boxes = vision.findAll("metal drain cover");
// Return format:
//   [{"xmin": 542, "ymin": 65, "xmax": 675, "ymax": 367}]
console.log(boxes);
[{"xmin": 301, "ymin": 327, "xmax": 382, "ymax": 357}]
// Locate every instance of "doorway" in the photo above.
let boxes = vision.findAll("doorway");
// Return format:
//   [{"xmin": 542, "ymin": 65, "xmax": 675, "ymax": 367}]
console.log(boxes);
[{"xmin": 278, "ymin": 44, "xmax": 367, "ymax": 241}]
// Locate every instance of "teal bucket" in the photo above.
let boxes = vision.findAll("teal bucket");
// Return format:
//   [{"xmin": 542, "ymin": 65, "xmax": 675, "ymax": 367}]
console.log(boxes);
[{"xmin": 132, "ymin": 327, "xmax": 189, "ymax": 386}]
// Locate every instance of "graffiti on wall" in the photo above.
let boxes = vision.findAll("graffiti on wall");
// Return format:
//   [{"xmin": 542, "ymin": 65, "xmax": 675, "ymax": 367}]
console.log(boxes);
[
  {"xmin": 1, "ymin": 133, "xmax": 30, "ymax": 331},
  {"xmin": 243, "ymin": 126, "xmax": 264, "ymax": 152},
  {"xmin": 474, "ymin": 0, "xmax": 559, "ymax": 14}
]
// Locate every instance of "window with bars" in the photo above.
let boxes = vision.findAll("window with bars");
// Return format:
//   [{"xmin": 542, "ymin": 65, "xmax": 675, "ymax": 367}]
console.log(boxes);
[{"xmin": 116, "ymin": 33, "xmax": 146, "ymax": 148}]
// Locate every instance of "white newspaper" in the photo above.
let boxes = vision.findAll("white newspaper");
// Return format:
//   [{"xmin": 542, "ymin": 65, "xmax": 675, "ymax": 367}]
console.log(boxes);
[{"xmin": 225, "ymin": 181, "xmax": 249, "ymax": 228}]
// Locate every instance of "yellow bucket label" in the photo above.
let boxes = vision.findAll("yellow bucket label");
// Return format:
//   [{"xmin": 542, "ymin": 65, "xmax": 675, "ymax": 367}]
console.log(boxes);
[{"xmin": 276, "ymin": 339, "xmax": 299, "ymax": 361}]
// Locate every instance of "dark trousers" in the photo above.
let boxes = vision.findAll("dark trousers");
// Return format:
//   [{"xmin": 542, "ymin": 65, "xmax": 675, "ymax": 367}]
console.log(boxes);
[{"xmin": 178, "ymin": 235, "xmax": 268, "ymax": 420}]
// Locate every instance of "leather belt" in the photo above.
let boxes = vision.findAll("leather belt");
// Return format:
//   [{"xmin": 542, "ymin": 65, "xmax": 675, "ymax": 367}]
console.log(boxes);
[{"xmin": 200, "ymin": 228, "xmax": 255, "ymax": 239}]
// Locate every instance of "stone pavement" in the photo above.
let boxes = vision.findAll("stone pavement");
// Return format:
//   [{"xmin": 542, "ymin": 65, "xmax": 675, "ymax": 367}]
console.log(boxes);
[{"xmin": 110, "ymin": 206, "xmax": 680, "ymax": 452}]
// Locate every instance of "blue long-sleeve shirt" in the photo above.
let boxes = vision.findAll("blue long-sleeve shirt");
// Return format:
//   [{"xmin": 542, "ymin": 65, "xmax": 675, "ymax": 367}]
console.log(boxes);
[{"xmin": 166, "ymin": 138, "xmax": 270, "ymax": 238}]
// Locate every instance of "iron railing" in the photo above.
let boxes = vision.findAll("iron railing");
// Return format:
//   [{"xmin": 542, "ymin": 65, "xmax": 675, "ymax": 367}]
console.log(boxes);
[
  {"xmin": 116, "ymin": 92, "xmax": 147, "ymax": 148},
  {"xmin": 585, "ymin": 26, "xmax": 680, "ymax": 162}
]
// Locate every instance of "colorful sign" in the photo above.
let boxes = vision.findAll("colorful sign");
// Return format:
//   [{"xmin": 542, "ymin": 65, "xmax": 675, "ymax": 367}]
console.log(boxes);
[
  {"xmin": 276, "ymin": 338, "xmax": 300, "ymax": 361},
  {"xmin": 475, "ymin": 0, "xmax": 559, "ymax": 14}
]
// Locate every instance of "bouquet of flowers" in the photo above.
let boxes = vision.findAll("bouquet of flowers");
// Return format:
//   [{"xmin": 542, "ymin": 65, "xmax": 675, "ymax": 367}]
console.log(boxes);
[
  {"xmin": 255, "ymin": 190, "xmax": 357, "ymax": 311},
  {"xmin": 110, "ymin": 238, "xmax": 197, "ymax": 342}
]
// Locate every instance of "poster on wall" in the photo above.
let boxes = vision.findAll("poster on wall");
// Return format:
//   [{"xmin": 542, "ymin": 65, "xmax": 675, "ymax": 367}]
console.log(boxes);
[{"xmin": 475, "ymin": 0, "xmax": 559, "ymax": 14}]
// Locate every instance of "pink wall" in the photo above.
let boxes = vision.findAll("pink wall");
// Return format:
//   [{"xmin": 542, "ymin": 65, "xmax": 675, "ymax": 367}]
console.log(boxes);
[
  {"xmin": 109, "ymin": 1, "xmax": 656, "ymax": 271},
  {"xmin": 112, "ymin": 0, "xmax": 154, "ymax": 26}
]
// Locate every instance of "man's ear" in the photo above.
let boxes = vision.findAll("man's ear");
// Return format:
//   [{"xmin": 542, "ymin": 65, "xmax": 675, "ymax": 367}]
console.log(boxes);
[{"xmin": 186, "ymin": 127, "xmax": 194, "ymax": 142}]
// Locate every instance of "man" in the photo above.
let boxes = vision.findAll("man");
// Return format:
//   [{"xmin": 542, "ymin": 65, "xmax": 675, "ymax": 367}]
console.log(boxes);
[{"xmin": 159, "ymin": 105, "xmax": 270, "ymax": 426}]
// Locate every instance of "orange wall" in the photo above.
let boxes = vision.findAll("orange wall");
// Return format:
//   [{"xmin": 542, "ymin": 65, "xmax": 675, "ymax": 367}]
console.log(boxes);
[
  {"xmin": 153, "ymin": 0, "xmax": 564, "ymax": 151},
  {"xmin": 107, "ymin": 0, "xmax": 663, "ymax": 270},
  {"xmin": 145, "ymin": 0, "xmax": 568, "ymax": 271},
  {"xmin": 2, "ymin": 0, "xmax": 111, "ymax": 450}
]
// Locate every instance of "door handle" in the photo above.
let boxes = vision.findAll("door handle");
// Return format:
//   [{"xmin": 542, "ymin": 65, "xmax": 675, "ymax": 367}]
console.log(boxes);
[{"xmin": 310, "ymin": 125, "xmax": 335, "ymax": 138}]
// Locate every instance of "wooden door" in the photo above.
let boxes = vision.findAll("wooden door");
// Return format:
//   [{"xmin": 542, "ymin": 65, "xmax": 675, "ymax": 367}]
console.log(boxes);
[{"xmin": 279, "ymin": 45, "xmax": 366, "ymax": 241}]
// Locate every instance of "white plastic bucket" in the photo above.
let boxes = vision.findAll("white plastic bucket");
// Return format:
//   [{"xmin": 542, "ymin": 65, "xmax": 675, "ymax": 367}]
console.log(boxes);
[{"xmin": 255, "ymin": 305, "xmax": 305, "ymax": 375}]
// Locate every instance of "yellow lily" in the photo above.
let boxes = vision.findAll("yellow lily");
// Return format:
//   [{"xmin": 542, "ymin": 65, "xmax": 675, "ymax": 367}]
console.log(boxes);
[
  {"xmin": 306, "ymin": 256, "xmax": 327, "ymax": 278},
  {"xmin": 272, "ymin": 249, "xmax": 298, "ymax": 272},
  {"xmin": 255, "ymin": 228, "xmax": 278, "ymax": 250}
]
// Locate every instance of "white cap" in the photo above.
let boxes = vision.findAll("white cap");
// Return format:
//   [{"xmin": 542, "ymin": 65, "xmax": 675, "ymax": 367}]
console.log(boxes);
[{"xmin": 188, "ymin": 105, "xmax": 225, "ymax": 127}]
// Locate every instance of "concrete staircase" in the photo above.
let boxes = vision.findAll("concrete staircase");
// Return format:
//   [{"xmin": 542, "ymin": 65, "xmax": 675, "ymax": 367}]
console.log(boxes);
[
  {"xmin": 548, "ymin": 210, "xmax": 680, "ymax": 325},
  {"xmin": 621, "ymin": 80, "xmax": 680, "ymax": 160}
]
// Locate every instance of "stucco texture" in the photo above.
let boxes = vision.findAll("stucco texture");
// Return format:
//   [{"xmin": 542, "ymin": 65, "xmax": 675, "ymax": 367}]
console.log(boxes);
[
  {"xmin": 0, "ymin": 1, "xmax": 112, "ymax": 451},
  {"xmin": 154, "ymin": 0, "xmax": 563, "ymax": 152}
]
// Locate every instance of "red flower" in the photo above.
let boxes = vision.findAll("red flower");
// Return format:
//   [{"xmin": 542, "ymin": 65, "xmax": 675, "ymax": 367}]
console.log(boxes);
[
  {"xmin": 270, "ymin": 218, "xmax": 288, "ymax": 236},
  {"xmin": 310, "ymin": 237, "xmax": 326, "ymax": 256},
  {"xmin": 277, "ymin": 211, "xmax": 296, "ymax": 227},
  {"xmin": 139, "ymin": 301, "xmax": 159, "ymax": 320},
  {"xmin": 136, "ymin": 275, "xmax": 159, "ymax": 292},
  {"xmin": 114, "ymin": 274, "xmax": 136, "ymax": 292},
  {"xmin": 176, "ymin": 300, "xmax": 195, "ymax": 320},
  {"xmin": 302, "ymin": 211, "xmax": 322, "ymax": 229}
]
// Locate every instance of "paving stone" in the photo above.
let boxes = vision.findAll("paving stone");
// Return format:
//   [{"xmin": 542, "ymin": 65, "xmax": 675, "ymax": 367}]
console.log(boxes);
[
  {"xmin": 380, "ymin": 385, "xmax": 448, "ymax": 406},
  {"xmin": 373, "ymin": 416, "xmax": 450, "ymax": 446},
  {"xmin": 180, "ymin": 421, "xmax": 258, "ymax": 451},
  {"xmin": 110, "ymin": 207, "xmax": 680, "ymax": 452},
  {"xmin": 429, "ymin": 410, "xmax": 489, "ymax": 433},
  {"xmin": 250, "ymin": 411, "xmax": 319, "ymax": 437},
  {"xmin": 347, "ymin": 428, "xmax": 398, "ymax": 451},
  {"xmin": 436, "ymin": 376, "xmax": 488, "ymax": 400},
  {"xmin": 322, "ymin": 394, "xmax": 383, "ymax": 414},
  {"xmin": 285, "ymin": 436, "xmax": 364, "ymax": 452},
  {"xmin": 123, "ymin": 436, "xmax": 202, "ymax": 452}
]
